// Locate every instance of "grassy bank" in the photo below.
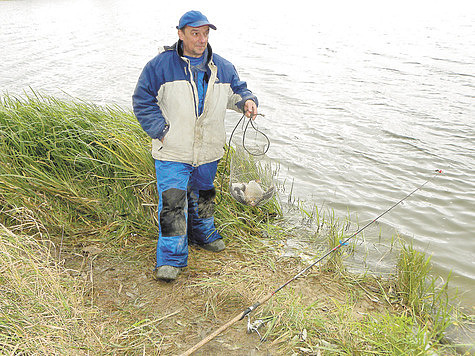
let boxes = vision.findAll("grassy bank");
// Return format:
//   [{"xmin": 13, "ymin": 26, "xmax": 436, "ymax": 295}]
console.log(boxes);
[{"xmin": 0, "ymin": 92, "xmax": 470, "ymax": 354}]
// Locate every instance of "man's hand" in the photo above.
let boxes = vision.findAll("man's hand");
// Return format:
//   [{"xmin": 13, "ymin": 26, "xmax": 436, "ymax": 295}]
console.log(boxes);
[{"xmin": 244, "ymin": 100, "xmax": 258, "ymax": 120}]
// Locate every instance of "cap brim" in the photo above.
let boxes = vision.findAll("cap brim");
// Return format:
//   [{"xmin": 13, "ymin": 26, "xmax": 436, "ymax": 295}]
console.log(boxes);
[{"xmin": 178, "ymin": 21, "xmax": 216, "ymax": 30}]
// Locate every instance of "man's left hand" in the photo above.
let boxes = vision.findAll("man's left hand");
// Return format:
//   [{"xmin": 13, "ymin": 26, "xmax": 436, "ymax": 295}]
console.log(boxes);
[{"xmin": 244, "ymin": 100, "xmax": 258, "ymax": 120}]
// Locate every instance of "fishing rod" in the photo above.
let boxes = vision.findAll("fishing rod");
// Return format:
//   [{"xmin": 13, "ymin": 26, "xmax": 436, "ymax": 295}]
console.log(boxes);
[{"xmin": 180, "ymin": 169, "xmax": 443, "ymax": 356}]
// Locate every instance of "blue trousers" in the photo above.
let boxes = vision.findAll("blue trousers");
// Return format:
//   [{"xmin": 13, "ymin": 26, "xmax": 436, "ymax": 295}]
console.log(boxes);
[{"xmin": 154, "ymin": 160, "xmax": 222, "ymax": 268}]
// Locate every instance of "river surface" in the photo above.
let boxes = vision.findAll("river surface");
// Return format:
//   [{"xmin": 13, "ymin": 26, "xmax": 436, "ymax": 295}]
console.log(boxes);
[{"xmin": 1, "ymin": 0, "xmax": 474, "ymax": 328}]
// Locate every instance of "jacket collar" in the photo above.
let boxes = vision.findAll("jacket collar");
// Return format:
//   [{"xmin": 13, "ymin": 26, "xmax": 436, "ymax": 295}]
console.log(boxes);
[{"xmin": 172, "ymin": 40, "xmax": 213, "ymax": 64}]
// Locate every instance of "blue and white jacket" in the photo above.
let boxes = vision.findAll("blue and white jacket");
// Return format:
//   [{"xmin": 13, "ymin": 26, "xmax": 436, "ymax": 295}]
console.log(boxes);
[{"xmin": 132, "ymin": 41, "xmax": 258, "ymax": 166}]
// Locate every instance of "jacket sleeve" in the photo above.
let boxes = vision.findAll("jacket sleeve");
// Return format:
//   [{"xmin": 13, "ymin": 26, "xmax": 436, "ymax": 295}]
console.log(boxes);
[
  {"xmin": 227, "ymin": 64, "xmax": 258, "ymax": 113},
  {"xmin": 132, "ymin": 61, "xmax": 169, "ymax": 140}
]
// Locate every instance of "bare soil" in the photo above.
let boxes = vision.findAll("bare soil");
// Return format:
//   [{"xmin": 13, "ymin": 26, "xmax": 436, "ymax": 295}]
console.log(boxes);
[{"xmin": 60, "ymin": 237, "xmax": 392, "ymax": 355}]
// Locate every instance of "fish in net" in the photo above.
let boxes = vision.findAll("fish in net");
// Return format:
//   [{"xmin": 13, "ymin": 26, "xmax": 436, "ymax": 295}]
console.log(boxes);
[{"xmin": 228, "ymin": 143, "xmax": 276, "ymax": 207}]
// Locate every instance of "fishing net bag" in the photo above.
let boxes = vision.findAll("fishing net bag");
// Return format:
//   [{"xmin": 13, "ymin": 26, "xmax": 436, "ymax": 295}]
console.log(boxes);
[{"xmin": 227, "ymin": 118, "xmax": 276, "ymax": 207}]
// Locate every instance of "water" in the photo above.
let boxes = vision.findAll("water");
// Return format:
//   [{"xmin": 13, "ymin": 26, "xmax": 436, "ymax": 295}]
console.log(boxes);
[{"xmin": 1, "ymin": 0, "xmax": 474, "ymax": 327}]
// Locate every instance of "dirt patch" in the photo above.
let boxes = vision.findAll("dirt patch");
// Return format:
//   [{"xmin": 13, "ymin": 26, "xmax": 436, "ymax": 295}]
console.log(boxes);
[{"xmin": 60, "ymin": 239, "xmax": 393, "ymax": 355}]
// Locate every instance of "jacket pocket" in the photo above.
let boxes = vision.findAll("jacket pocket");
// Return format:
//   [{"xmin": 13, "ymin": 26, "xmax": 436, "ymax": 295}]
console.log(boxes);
[{"xmin": 151, "ymin": 138, "xmax": 163, "ymax": 157}]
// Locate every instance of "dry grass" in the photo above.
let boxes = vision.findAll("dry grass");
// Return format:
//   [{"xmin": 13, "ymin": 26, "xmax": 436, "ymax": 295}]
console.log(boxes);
[{"xmin": 0, "ymin": 223, "xmax": 100, "ymax": 354}]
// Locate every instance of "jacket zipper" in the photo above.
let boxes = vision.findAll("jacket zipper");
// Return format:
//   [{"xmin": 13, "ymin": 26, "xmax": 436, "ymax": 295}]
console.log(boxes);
[
  {"xmin": 184, "ymin": 65, "xmax": 198, "ymax": 118},
  {"xmin": 185, "ymin": 61, "xmax": 200, "ymax": 167}
]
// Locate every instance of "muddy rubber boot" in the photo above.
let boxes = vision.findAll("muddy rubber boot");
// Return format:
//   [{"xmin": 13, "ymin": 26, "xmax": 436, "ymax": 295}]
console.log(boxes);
[
  {"xmin": 201, "ymin": 239, "xmax": 225, "ymax": 252},
  {"xmin": 155, "ymin": 265, "xmax": 181, "ymax": 281}
]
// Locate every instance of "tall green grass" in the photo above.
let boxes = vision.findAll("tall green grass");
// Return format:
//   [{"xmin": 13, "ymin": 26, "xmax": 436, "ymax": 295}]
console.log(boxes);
[
  {"xmin": 0, "ymin": 92, "xmax": 156, "ymax": 242},
  {"xmin": 397, "ymin": 242, "xmax": 454, "ymax": 339},
  {"xmin": 0, "ymin": 92, "xmax": 281, "ymax": 245}
]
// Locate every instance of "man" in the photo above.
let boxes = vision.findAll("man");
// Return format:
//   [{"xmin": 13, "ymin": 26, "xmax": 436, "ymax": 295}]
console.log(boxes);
[{"xmin": 132, "ymin": 10, "xmax": 258, "ymax": 281}]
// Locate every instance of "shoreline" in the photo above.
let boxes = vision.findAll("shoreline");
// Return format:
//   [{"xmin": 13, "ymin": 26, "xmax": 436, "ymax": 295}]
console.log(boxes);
[{"xmin": 0, "ymin": 92, "xmax": 473, "ymax": 354}]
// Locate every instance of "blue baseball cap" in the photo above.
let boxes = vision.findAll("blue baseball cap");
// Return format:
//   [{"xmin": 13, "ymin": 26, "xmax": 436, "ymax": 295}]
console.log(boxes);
[{"xmin": 177, "ymin": 10, "xmax": 217, "ymax": 30}]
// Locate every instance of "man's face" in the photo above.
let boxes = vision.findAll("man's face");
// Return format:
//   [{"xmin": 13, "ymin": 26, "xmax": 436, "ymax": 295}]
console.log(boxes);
[{"xmin": 178, "ymin": 25, "xmax": 210, "ymax": 57}]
